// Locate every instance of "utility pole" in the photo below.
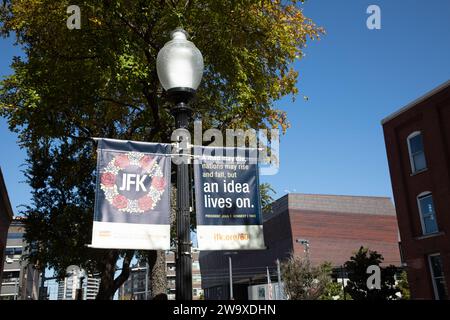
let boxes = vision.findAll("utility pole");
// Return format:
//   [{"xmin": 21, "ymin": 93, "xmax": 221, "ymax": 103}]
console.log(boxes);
[
  {"xmin": 266, "ymin": 267, "xmax": 273, "ymax": 300},
  {"xmin": 296, "ymin": 238, "xmax": 310, "ymax": 271},
  {"xmin": 229, "ymin": 256, "xmax": 233, "ymax": 300},
  {"xmin": 276, "ymin": 259, "xmax": 282, "ymax": 300},
  {"xmin": 304, "ymin": 242, "xmax": 310, "ymax": 270},
  {"xmin": 341, "ymin": 265, "xmax": 346, "ymax": 301},
  {"xmin": 145, "ymin": 262, "xmax": 149, "ymax": 300}
]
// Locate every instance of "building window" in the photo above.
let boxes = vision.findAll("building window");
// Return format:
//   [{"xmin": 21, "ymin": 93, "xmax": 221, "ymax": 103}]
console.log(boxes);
[
  {"xmin": 407, "ymin": 131, "xmax": 427, "ymax": 173},
  {"xmin": 428, "ymin": 254, "xmax": 448, "ymax": 300},
  {"xmin": 2, "ymin": 270, "xmax": 20, "ymax": 283},
  {"xmin": 417, "ymin": 192, "xmax": 438, "ymax": 235},
  {"xmin": 7, "ymin": 233, "xmax": 23, "ymax": 239},
  {"xmin": 258, "ymin": 287, "xmax": 266, "ymax": 299},
  {"xmin": 167, "ymin": 263, "xmax": 175, "ymax": 271},
  {"xmin": 5, "ymin": 247, "xmax": 23, "ymax": 255},
  {"xmin": 192, "ymin": 274, "xmax": 202, "ymax": 283},
  {"xmin": 192, "ymin": 261, "xmax": 200, "ymax": 270}
]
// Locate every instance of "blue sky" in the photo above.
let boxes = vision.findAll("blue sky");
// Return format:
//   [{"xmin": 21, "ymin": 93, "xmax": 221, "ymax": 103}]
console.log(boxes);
[
  {"xmin": 260, "ymin": 0, "xmax": 450, "ymax": 199},
  {"xmin": 1, "ymin": 0, "xmax": 450, "ymax": 216}
]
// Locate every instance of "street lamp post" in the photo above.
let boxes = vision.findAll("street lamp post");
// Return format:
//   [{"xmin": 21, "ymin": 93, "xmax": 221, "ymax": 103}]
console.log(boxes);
[
  {"xmin": 157, "ymin": 28, "xmax": 204, "ymax": 300},
  {"xmin": 224, "ymin": 251, "xmax": 237, "ymax": 300},
  {"xmin": 229, "ymin": 256, "xmax": 233, "ymax": 300},
  {"xmin": 296, "ymin": 238, "xmax": 310, "ymax": 271}
]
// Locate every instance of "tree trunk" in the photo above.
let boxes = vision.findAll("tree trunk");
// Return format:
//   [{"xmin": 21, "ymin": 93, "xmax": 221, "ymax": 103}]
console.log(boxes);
[
  {"xmin": 147, "ymin": 250, "xmax": 167, "ymax": 299},
  {"xmin": 143, "ymin": 185, "xmax": 176, "ymax": 299},
  {"xmin": 96, "ymin": 249, "xmax": 133, "ymax": 300}
]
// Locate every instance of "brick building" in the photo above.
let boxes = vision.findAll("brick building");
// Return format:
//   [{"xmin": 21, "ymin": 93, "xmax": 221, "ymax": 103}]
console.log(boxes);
[
  {"xmin": 0, "ymin": 167, "xmax": 13, "ymax": 286},
  {"xmin": 1, "ymin": 217, "xmax": 41, "ymax": 300},
  {"xmin": 382, "ymin": 80, "xmax": 450, "ymax": 300},
  {"xmin": 199, "ymin": 193, "xmax": 401, "ymax": 300}
]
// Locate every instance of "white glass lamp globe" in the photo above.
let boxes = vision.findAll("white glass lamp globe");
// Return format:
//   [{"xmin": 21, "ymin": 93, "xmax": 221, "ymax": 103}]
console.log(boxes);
[{"xmin": 156, "ymin": 28, "xmax": 204, "ymax": 93}]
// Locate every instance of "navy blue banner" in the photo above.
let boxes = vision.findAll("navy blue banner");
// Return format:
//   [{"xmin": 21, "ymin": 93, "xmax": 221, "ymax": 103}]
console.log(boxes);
[
  {"xmin": 193, "ymin": 146, "xmax": 264, "ymax": 250},
  {"xmin": 91, "ymin": 138, "xmax": 172, "ymax": 250}
]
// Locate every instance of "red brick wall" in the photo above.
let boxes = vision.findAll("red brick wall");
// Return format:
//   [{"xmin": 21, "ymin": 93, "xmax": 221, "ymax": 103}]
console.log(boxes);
[{"xmin": 289, "ymin": 209, "xmax": 401, "ymax": 266}]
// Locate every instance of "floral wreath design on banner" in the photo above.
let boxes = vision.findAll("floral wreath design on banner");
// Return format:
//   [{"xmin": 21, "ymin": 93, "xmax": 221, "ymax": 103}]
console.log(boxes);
[{"xmin": 100, "ymin": 152, "xmax": 166, "ymax": 213}]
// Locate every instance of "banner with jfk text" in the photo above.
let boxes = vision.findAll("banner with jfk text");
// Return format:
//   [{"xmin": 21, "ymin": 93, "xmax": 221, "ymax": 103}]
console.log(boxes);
[
  {"xmin": 194, "ymin": 146, "xmax": 265, "ymax": 250},
  {"xmin": 91, "ymin": 138, "xmax": 171, "ymax": 250}
]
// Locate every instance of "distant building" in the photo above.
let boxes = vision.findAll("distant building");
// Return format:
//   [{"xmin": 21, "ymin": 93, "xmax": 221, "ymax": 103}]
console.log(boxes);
[
  {"xmin": 57, "ymin": 273, "xmax": 100, "ymax": 300},
  {"xmin": 167, "ymin": 250, "xmax": 203, "ymax": 300},
  {"xmin": 0, "ymin": 167, "xmax": 14, "ymax": 286},
  {"xmin": 199, "ymin": 193, "xmax": 402, "ymax": 300},
  {"xmin": 119, "ymin": 264, "xmax": 148, "ymax": 300},
  {"xmin": 57, "ymin": 276, "xmax": 77, "ymax": 300},
  {"xmin": 85, "ymin": 277, "xmax": 101, "ymax": 300},
  {"xmin": 382, "ymin": 80, "xmax": 450, "ymax": 300},
  {"xmin": 1, "ymin": 218, "xmax": 40, "ymax": 300},
  {"xmin": 118, "ymin": 250, "xmax": 203, "ymax": 300}
]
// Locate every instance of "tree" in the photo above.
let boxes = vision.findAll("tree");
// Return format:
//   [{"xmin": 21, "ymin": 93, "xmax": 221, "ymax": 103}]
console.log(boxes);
[
  {"xmin": 344, "ymin": 246, "xmax": 400, "ymax": 300},
  {"xmin": 319, "ymin": 281, "xmax": 346, "ymax": 300},
  {"xmin": 319, "ymin": 276, "xmax": 353, "ymax": 300},
  {"xmin": 396, "ymin": 270, "xmax": 410, "ymax": 300},
  {"xmin": 0, "ymin": 0, "xmax": 323, "ymax": 299},
  {"xmin": 260, "ymin": 182, "xmax": 276, "ymax": 213},
  {"xmin": 281, "ymin": 255, "xmax": 332, "ymax": 300}
]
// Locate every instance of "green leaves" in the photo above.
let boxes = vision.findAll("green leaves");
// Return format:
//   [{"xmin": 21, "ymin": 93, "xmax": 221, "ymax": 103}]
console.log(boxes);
[
  {"xmin": 344, "ymin": 246, "xmax": 400, "ymax": 300},
  {"xmin": 260, "ymin": 182, "xmax": 276, "ymax": 213},
  {"xmin": 281, "ymin": 255, "xmax": 333, "ymax": 300}
]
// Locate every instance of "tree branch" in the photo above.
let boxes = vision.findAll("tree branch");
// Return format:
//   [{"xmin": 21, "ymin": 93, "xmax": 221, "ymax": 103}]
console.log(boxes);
[
  {"xmin": 112, "ymin": 250, "xmax": 134, "ymax": 293},
  {"xmin": 140, "ymin": 75, "xmax": 162, "ymax": 138},
  {"xmin": 116, "ymin": 11, "xmax": 146, "ymax": 40}
]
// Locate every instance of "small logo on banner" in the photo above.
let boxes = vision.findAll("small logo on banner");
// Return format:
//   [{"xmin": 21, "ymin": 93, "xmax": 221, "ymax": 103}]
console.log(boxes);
[
  {"xmin": 100, "ymin": 152, "xmax": 167, "ymax": 214},
  {"xmin": 213, "ymin": 232, "xmax": 250, "ymax": 241}
]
